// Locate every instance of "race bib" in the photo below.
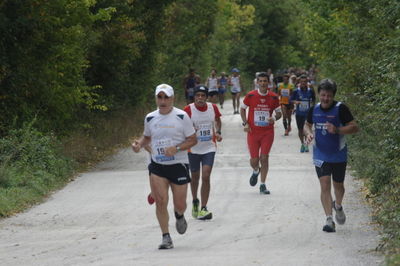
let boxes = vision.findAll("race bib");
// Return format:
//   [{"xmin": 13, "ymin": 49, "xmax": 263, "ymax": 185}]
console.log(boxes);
[
  {"xmin": 254, "ymin": 110, "xmax": 269, "ymax": 126},
  {"xmin": 299, "ymin": 101, "xmax": 310, "ymax": 112},
  {"xmin": 281, "ymin": 89, "xmax": 290, "ymax": 97},
  {"xmin": 196, "ymin": 123, "xmax": 212, "ymax": 142},
  {"xmin": 313, "ymin": 159, "xmax": 324, "ymax": 168},
  {"xmin": 153, "ymin": 138, "xmax": 174, "ymax": 162}
]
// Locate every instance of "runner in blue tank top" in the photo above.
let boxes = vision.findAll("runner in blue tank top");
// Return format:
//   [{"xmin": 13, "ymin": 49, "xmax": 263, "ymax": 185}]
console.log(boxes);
[
  {"xmin": 290, "ymin": 75, "xmax": 316, "ymax": 152},
  {"xmin": 304, "ymin": 79, "xmax": 359, "ymax": 233}
]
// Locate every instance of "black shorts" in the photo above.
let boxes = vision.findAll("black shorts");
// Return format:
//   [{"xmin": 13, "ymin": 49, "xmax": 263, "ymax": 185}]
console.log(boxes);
[
  {"xmin": 315, "ymin": 162, "xmax": 347, "ymax": 183},
  {"xmin": 148, "ymin": 161, "xmax": 191, "ymax": 185},
  {"xmin": 208, "ymin": 91, "xmax": 218, "ymax": 97},
  {"xmin": 295, "ymin": 115, "xmax": 306, "ymax": 130}
]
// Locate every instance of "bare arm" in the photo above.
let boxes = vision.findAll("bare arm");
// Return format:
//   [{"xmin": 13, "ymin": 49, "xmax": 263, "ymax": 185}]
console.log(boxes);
[
  {"xmin": 326, "ymin": 120, "xmax": 359, "ymax": 135},
  {"xmin": 132, "ymin": 135, "xmax": 151, "ymax": 153},
  {"xmin": 304, "ymin": 121, "xmax": 314, "ymax": 145},
  {"xmin": 215, "ymin": 116, "xmax": 222, "ymax": 142},
  {"xmin": 165, "ymin": 133, "xmax": 197, "ymax": 157}
]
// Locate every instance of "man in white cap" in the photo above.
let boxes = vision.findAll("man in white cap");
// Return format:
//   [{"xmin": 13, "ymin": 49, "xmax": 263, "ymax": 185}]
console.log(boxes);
[{"xmin": 132, "ymin": 84, "xmax": 197, "ymax": 249}]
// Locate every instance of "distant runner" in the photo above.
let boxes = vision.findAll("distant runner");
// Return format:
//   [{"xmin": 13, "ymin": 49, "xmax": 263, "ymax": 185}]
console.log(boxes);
[
  {"xmin": 229, "ymin": 68, "xmax": 243, "ymax": 114},
  {"xmin": 277, "ymin": 73, "xmax": 294, "ymax": 136}
]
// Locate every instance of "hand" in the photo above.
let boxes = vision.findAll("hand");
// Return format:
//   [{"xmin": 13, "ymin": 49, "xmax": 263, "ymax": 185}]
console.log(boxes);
[
  {"xmin": 216, "ymin": 133, "xmax": 223, "ymax": 142},
  {"xmin": 325, "ymin": 122, "xmax": 337, "ymax": 134},
  {"xmin": 305, "ymin": 133, "xmax": 314, "ymax": 145},
  {"xmin": 164, "ymin": 146, "xmax": 177, "ymax": 157},
  {"xmin": 243, "ymin": 124, "xmax": 251, "ymax": 132},
  {"xmin": 132, "ymin": 140, "xmax": 141, "ymax": 153},
  {"xmin": 267, "ymin": 117, "xmax": 275, "ymax": 125}
]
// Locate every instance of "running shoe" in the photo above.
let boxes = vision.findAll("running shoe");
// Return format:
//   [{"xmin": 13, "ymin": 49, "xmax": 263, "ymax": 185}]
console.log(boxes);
[
  {"xmin": 333, "ymin": 201, "xmax": 346, "ymax": 225},
  {"xmin": 259, "ymin": 184, "xmax": 270, "ymax": 194},
  {"xmin": 300, "ymin": 144, "xmax": 305, "ymax": 153},
  {"xmin": 304, "ymin": 145, "xmax": 309, "ymax": 152},
  {"xmin": 249, "ymin": 169, "xmax": 260, "ymax": 186},
  {"xmin": 192, "ymin": 198, "xmax": 199, "ymax": 219},
  {"xmin": 197, "ymin": 207, "xmax": 212, "ymax": 220},
  {"xmin": 322, "ymin": 217, "xmax": 336, "ymax": 233},
  {"xmin": 284, "ymin": 129, "xmax": 289, "ymax": 136},
  {"xmin": 147, "ymin": 193, "xmax": 155, "ymax": 205},
  {"xmin": 158, "ymin": 234, "xmax": 174, "ymax": 249},
  {"xmin": 176, "ymin": 215, "xmax": 187, "ymax": 234}
]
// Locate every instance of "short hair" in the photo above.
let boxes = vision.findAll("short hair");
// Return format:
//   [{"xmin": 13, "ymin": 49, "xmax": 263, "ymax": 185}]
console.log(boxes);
[
  {"xmin": 257, "ymin": 72, "xmax": 269, "ymax": 81},
  {"xmin": 318, "ymin": 78, "xmax": 337, "ymax": 96},
  {"xmin": 283, "ymin": 74, "xmax": 290, "ymax": 78}
]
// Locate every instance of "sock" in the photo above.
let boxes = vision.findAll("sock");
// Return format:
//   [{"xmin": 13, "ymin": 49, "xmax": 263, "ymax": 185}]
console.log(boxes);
[
  {"xmin": 253, "ymin": 168, "xmax": 260, "ymax": 174},
  {"xmin": 201, "ymin": 206, "xmax": 207, "ymax": 210},
  {"xmin": 175, "ymin": 211, "xmax": 183, "ymax": 220},
  {"xmin": 260, "ymin": 182, "xmax": 266, "ymax": 186},
  {"xmin": 162, "ymin": 233, "xmax": 170, "ymax": 237},
  {"xmin": 283, "ymin": 119, "xmax": 288, "ymax": 129},
  {"xmin": 326, "ymin": 215, "xmax": 333, "ymax": 220},
  {"xmin": 335, "ymin": 202, "xmax": 342, "ymax": 209}
]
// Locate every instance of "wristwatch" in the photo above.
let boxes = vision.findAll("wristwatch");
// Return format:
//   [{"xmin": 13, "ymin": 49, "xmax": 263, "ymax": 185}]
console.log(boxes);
[
  {"xmin": 176, "ymin": 145, "xmax": 181, "ymax": 152},
  {"xmin": 242, "ymin": 121, "xmax": 247, "ymax": 126}
]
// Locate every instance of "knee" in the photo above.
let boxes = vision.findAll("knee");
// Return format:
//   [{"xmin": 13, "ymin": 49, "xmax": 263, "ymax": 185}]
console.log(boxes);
[
  {"xmin": 154, "ymin": 194, "xmax": 168, "ymax": 208},
  {"xmin": 202, "ymin": 174, "xmax": 211, "ymax": 184},
  {"xmin": 260, "ymin": 155, "xmax": 269, "ymax": 165},
  {"xmin": 174, "ymin": 200, "xmax": 186, "ymax": 213}
]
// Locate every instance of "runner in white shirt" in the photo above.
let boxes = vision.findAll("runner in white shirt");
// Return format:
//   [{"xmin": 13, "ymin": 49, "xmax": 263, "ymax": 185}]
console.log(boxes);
[
  {"xmin": 229, "ymin": 68, "xmax": 243, "ymax": 114},
  {"xmin": 184, "ymin": 85, "xmax": 222, "ymax": 220},
  {"xmin": 205, "ymin": 69, "xmax": 219, "ymax": 104},
  {"xmin": 132, "ymin": 84, "xmax": 197, "ymax": 250}
]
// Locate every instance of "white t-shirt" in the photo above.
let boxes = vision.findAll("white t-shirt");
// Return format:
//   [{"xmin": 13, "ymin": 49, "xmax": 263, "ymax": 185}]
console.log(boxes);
[
  {"xmin": 207, "ymin": 77, "xmax": 218, "ymax": 92},
  {"xmin": 144, "ymin": 107, "xmax": 195, "ymax": 165},
  {"xmin": 189, "ymin": 103, "xmax": 217, "ymax": 154}
]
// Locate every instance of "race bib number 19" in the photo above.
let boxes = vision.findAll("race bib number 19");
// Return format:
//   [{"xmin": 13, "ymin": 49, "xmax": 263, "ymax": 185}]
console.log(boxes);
[
  {"xmin": 153, "ymin": 139, "xmax": 174, "ymax": 162},
  {"xmin": 254, "ymin": 110, "xmax": 269, "ymax": 126}
]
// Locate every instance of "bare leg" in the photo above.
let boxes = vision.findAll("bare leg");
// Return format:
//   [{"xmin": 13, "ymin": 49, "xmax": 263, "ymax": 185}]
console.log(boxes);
[
  {"xmin": 171, "ymin": 183, "xmax": 188, "ymax": 216},
  {"xmin": 200, "ymin": 165, "xmax": 213, "ymax": 207},
  {"xmin": 319, "ymin": 175, "xmax": 333, "ymax": 216},
  {"xmin": 150, "ymin": 174, "xmax": 170, "ymax": 234},
  {"xmin": 259, "ymin": 154, "xmax": 269, "ymax": 183},
  {"xmin": 333, "ymin": 181, "xmax": 345, "ymax": 205},
  {"xmin": 190, "ymin": 171, "xmax": 200, "ymax": 200}
]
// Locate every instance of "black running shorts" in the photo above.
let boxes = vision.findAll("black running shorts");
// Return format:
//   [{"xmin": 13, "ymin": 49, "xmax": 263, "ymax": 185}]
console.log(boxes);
[
  {"xmin": 315, "ymin": 162, "xmax": 347, "ymax": 183},
  {"xmin": 148, "ymin": 161, "xmax": 191, "ymax": 185}
]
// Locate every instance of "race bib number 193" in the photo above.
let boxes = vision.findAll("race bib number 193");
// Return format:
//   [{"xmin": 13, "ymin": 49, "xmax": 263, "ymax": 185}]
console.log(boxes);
[{"xmin": 153, "ymin": 139, "xmax": 174, "ymax": 162}]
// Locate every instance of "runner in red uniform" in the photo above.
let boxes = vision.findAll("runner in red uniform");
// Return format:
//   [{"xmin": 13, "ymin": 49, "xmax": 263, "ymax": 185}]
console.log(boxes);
[{"xmin": 240, "ymin": 72, "xmax": 282, "ymax": 194}]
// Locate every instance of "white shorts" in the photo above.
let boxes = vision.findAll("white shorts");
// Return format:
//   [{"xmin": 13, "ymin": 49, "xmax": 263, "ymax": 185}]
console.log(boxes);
[{"xmin": 231, "ymin": 87, "xmax": 241, "ymax": 94}]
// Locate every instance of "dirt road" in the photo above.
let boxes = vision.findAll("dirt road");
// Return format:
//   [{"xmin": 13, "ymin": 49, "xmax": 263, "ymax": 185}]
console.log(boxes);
[{"xmin": 0, "ymin": 99, "xmax": 383, "ymax": 265}]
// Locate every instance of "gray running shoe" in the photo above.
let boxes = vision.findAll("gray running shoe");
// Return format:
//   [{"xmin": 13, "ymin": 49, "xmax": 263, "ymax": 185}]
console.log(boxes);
[
  {"xmin": 259, "ymin": 184, "xmax": 270, "ymax": 194},
  {"xmin": 249, "ymin": 170, "xmax": 260, "ymax": 186},
  {"xmin": 158, "ymin": 234, "xmax": 174, "ymax": 249},
  {"xmin": 176, "ymin": 215, "xmax": 187, "ymax": 234},
  {"xmin": 333, "ymin": 201, "xmax": 346, "ymax": 225},
  {"xmin": 322, "ymin": 217, "xmax": 336, "ymax": 233}
]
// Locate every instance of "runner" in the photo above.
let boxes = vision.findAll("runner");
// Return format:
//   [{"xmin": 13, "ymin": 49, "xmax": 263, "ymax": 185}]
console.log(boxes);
[
  {"xmin": 240, "ymin": 72, "xmax": 282, "ymax": 194},
  {"xmin": 205, "ymin": 69, "xmax": 219, "ymax": 104},
  {"xmin": 290, "ymin": 75, "xmax": 316, "ymax": 152},
  {"xmin": 218, "ymin": 71, "xmax": 228, "ymax": 109},
  {"xmin": 266, "ymin": 68, "xmax": 276, "ymax": 92},
  {"xmin": 277, "ymin": 73, "xmax": 295, "ymax": 136},
  {"xmin": 132, "ymin": 84, "xmax": 197, "ymax": 249},
  {"xmin": 252, "ymin": 72, "xmax": 261, "ymax": 90},
  {"xmin": 183, "ymin": 68, "xmax": 201, "ymax": 104},
  {"xmin": 229, "ymin": 68, "xmax": 243, "ymax": 114},
  {"xmin": 304, "ymin": 79, "xmax": 359, "ymax": 233},
  {"xmin": 183, "ymin": 85, "xmax": 222, "ymax": 220}
]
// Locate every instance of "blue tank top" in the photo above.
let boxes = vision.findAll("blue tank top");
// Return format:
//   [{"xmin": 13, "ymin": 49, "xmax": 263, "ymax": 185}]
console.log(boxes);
[
  {"xmin": 294, "ymin": 88, "xmax": 314, "ymax": 116},
  {"xmin": 313, "ymin": 102, "xmax": 347, "ymax": 163},
  {"xmin": 219, "ymin": 77, "xmax": 227, "ymax": 87}
]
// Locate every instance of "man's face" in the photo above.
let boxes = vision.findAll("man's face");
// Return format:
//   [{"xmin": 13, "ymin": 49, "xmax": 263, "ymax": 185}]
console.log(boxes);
[
  {"xmin": 194, "ymin": 92, "xmax": 207, "ymax": 105},
  {"xmin": 319, "ymin": 89, "xmax": 335, "ymax": 109},
  {"xmin": 300, "ymin": 78, "xmax": 308, "ymax": 88},
  {"xmin": 156, "ymin": 92, "xmax": 173, "ymax": 110},
  {"xmin": 257, "ymin": 76, "xmax": 269, "ymax": 89},
  {"xmin": 283, "ymin": 76, "xmax": 289, "ymax": 83}
]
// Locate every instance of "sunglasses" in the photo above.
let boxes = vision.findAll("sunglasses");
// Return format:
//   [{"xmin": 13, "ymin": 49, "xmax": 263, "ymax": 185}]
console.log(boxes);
[{"xmin": 157, "ymin": 95, "xmax": 170, "ymax": 99}]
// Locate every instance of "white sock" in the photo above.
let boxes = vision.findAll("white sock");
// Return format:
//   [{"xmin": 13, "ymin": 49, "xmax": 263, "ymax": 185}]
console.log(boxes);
[
  {"xmin": 335, "ymin": 202, "xmax": 342, "ymax": 209},
  {"xmin": 326, "ymin": 215, "xmax": 333, "ymax": 220},
  {"xmin": 253, "ymin": 168, "xmax": 260, "ymax": 174}
]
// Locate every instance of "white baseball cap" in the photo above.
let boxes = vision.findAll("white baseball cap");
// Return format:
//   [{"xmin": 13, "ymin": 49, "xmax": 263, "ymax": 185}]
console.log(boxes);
[{"xmin": 155, "ymin": 84, "xmax": 174, "ymax": 97}]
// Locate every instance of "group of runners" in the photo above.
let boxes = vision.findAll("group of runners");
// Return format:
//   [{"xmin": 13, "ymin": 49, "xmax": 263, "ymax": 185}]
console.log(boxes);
[
  {"xmin": 183, "ymin": 68, "xmax": 243, "ymax": 114},
  {"xmin": 132, "ymin": 69, "xmax": 359, "ymax": 249}
]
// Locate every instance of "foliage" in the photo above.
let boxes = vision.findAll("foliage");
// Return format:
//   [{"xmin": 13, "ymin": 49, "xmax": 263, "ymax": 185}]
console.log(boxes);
[{"xmin": 0, "ymin": 121, "xmax": 73, "ymax": 216}]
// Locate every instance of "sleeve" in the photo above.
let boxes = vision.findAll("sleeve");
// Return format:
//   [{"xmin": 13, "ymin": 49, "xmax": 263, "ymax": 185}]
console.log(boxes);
[
  {"xmin": 307, "ymin": 106, "xmax": 314, "ymax": 124},
  {"xmin": 183, "ymin": 105, "xmax": 192, "ymax": 118},
  {"xmin": 182, "ymin": 113, "xmax": 196, "ymax": 137},
  {"xmin": 143, "ymin": 116, "xmax": 151, "ymax": 137},
  {"xmin": 242, "ymin": 93, "xmax": 250, "ymax": 107},
  {"xmin": 339, "ymin": 104, "xmax": 354, "ymax": 124},
  {"xmin": 212, "ymin": 104, "xmax": 222, "ymax": 118}
]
